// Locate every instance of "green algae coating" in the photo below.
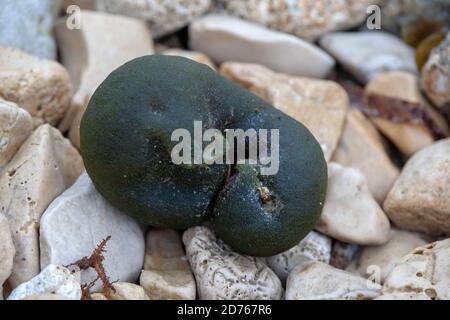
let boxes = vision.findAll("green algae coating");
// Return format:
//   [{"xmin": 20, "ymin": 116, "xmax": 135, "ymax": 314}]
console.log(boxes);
[{"xmin": 80, "ymin": 55, "xmax": 327, "ymax": 256}]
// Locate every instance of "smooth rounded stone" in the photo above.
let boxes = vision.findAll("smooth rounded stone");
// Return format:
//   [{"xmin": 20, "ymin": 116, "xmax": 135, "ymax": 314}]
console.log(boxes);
[
  {"xmin": 55, "ymin": 10, "xmax": 154, "ymax": 148},
  {"xmin": 190, "ymin": 15, "xmax": 335, "ymax": 79},
  {"xmin": 320, "ymin": 31, "xmax": 417, "ymax": 84},
  {"xmin": 0, "ymin": 99, "xmax": 33, "ymax": 168},
  {"xmin": 266, "ymin": 231, "xmax": 332, "ymax": 283},
  {"xmin": 163, "ymin": 49, "xmax": 216, "ymax": 70},
  {"xmin": 216, "ymin": 0, "xmax": 384, "ymax": 41},
  {"xmin": 39, "ymin": 173, "xmax": 145, "ymax": 292},
  {"xmin": 421, "ymin": 32, "xmax": 450, "ymax": 109},
  {"xmin": 286, "ymin": 262, "xmax": 381, "ymax": 300},
  {"xmin": 332, "ymin": 109, "xmax": 399, "ymax": 203},
  {"xmin": 7, "ymin": 265, "xmax": 81, "ymax": 300},
  {"xmin": 221, "ymin": 62, "xmax": 348, "ymax": 161},
  {"xmin": 0, "ymin": 124, "xmax": 83, "ymax": 288},
  {"xmin": 366, "ymin": 71, "xmax": 449, "ymax": 157},
  {"xmin": 183, "ymin": 226, "xmax": 283, "ymax": 300},
  {"xmin": 316, "ymin": 163, "xmax": 390, "ymax": 245},
  {"xmin": 0, "ymin": 214, "xmax": 15, "ymax": 299},
  {"xmin": 330, "ymin": 241, "xmax": 360, "ymax": 270},
  {"xmin": 380, "ymin": 239, "xmax": 450, "ymax": 300},
  {"xmin": 347, "ymin": 229, "xmax": 428, "ymax": 282},
  {"xmin": 0, "ymin": 0, "xmax": 60, "ymax": 59},
  {"xmin": 109, "ymin": 283, "xmax": 149, "ymax": 300},
  {"xmin": 139, "ymin": 228, "xmax": 195, "ymax": 300},
  {"xmin": 97, "ymin": 0, "xmax": 211, "ymax": 38},
  {"xmin": 90, "ymin": 293, "xmax": 108, "ymax": 300},
  {"xmin": 0, "ymin": 47, "xmax": 72, "ymax": 126},
  {"xmin": 383, "ymin": 138, "xmax": 450, "ymax": 236}
]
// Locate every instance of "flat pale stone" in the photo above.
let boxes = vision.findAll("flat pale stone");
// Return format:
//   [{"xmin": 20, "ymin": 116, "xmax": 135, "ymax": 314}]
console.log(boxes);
[
  {"xmin": 266, "ymin": 231, "xmax": 332, "ymax": 283},
  {"xmin": 163, "ymin": 49, "xmax": 216, "ymax": 70},
  {"xmin": 0, "ymin": 0, "xmax": 60, "ymax": 59},
  {"xmin": 286, "ymin": 262, "xmax": 381, "ymax": 300},
  {"xmin": 330, "ymin": 241, "xmax": 360, "ymax": 270},
  {"xmin": 320, "ymin": 31, "xmax": 417, "ymax": 84},
  {"xmin": 332, "ymin": 109, "xmax": 399, "ymax": 203},
  {"xmin": 109, "ymin": 283, "xmax": 149, "ymax": 300},
  {"xmin": 191, "ymin": 15, "xmax": 335, "ymax": 78},
  {"xmin": 316, "ymin": 163, "xmax": 390, "ymax": 245},
  {"xmin": 39, "ymin": 173, "xmax": 145, "ymax": 292},
  {"xmin": 7, "ymin": 265, "xmax": 81, "ymax": 300},
  {"xmin": 347, "ymin": 229, "xmax": 427, "ymax": 282},
  {"xmin": 216, "ymin": 0, "xmax": 384, "ymax": 41},
  {"xmin": 139, "ymin": 228, "xmax": 195, "ymax": 300},
  {"xmin": 0, "ymin": 47, "xmax": 72, "ymax": 126},
  {"xmin": 97, "ymin": 0, "xmax": 211, "ymax": 38},
  {"xmin": 0, "ymin": 99, "xmax": 33, "ymax": 168},
  {"xmin": 380, "ymin": 239, "xmax": 450, "ymax": 300},
  {"xmin": 0, "ymin": 124, "xmax": 83, "ymax": 288},
  {"xmin": 381, "ymin": 0, "xmax": 450, "ymax": 36},
  {"xmin": 0, "ymin": 214, "xmax": 15, "ymax": 299},
  {"xmin": 221, "ymin": 62, "xmax": 348, "ymax": 161},
  {"xmin": 375, "ymin": 292, "xmax": 429, "ymax": 300},
  {"xmin": 183, "ymin": 226, "xmax": 283, "ymax": 300},
  {"xmin": 366, "ymin": 71, "xmax": 449, "ymax": 157},
  {"xmin": 55, "ymin": 10, "xmax": 154, "ymax": 148},
  {"xmin": 421, "ymin": 32, "xmax": 450, "ymax": 109},
  {"xmin": 383, "ymin": 139, "xmax": 450, "ymax": 236}
]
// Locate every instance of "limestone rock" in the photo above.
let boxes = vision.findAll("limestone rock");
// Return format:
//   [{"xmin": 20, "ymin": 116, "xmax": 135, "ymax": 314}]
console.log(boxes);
[
  {"xmin": 216, "ymin": 0, "xmax": 384, "ymax": 41},
  {"xmin": 381, "ymin": 0, "xmax": 450, "ymax": 33},
  {"xmin": 421, "ymin": 32, "xmax": 450, "ymax": 109},
  {"xmin": 380, "ymin": 239, "xmax": 450, "ymax": 300},
  {"xmin": 90, "ymin": 283, "xmax": 150, "ymax": 300},
  {"xmin": 332, "ymin": 109, "xmax": 399, "ymax": 203},
  {"xmin": 0, "ymin": 47, "xmax": 72, "ymax": 126},
  {"xmin": 39, "ymin": 173, "xmax": 145, "ymax": 292},
  {"xmin": 316, "ymin": 163, "xmax": 390, "ymax": 245},
  {"xmin": 0, "ymin": 124, "xmax": 83, "ymax": 288},
  {"xmin": 191, "ymin": 15, "xmax": 335, "ymax": 78},
  {"xmin": 347, "ymin": 229, "xmax": 427, "ymax": 282},
  {"xmin": 365, "ymin": 71, "xmax": 449, "ymax": 157},
  {"xmin": 0, "ymin": 99, "xmax": 33, "ymax": 168},
  {"xmin": 0, "ymin": 0, "xmax": 60, "ymax": 59},
  {"xmin": 97, "ymin": 0, "xmax": 211, "ymax": 38},
  {"xmin": 266, "ymin": 231, "xmax": 332, "ymax": 283},
  {"xmin": 286, "ymin": 262, "xmax": 381, "ymax": 300},
  {"xmin": 55, "ymin": 10, "xmax": 154, "ymax": 148},
  {"xmin": 0, "ymin": 214, "xmax": 15, "ymax": 299},
  {"xmin": 163, "ymin": 49, "xmax": 215, "ymax": 70},
  {"xmin": 183, "ymin": 226, "xmax": 283, "ymax": 300},
  {"xmin": 383, "ymin": 138, "xmax": 450, "ymax": 236},
  {"xmin": 320, "ymin": 31, "xmax": 417, "ymax": 84},
  {"xmin": 221, "ymin": 62, "xmax": 348, "ymax": 161},
  {"xmin": 7, "ymin": 265, "xmax": 81, "ymax": 300},
  {"xmin": 139, "ymin": 228, "xmax": 195, "ymax": 300}
]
